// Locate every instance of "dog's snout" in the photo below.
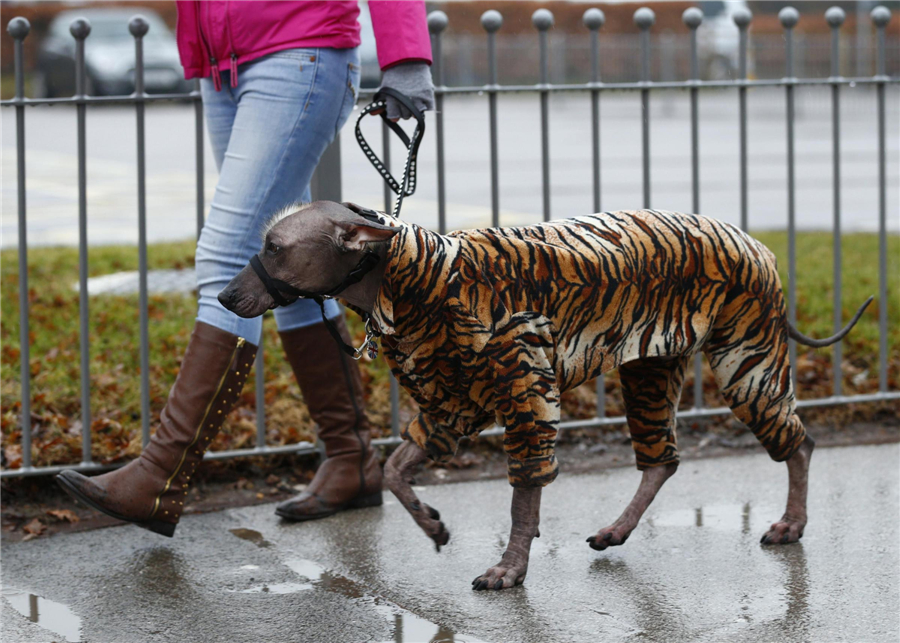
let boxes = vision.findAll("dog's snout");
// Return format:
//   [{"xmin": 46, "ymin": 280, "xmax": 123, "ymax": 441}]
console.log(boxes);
[{"xmin": 217, "ymin": 289, "xmax": 235, "ymax": 309}]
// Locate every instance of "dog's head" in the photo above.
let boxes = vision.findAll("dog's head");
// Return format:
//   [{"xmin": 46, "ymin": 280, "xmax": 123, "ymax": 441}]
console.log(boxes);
[{"xmin": 218, "ymin": 201, "xmax": 400, "ymax": 318}]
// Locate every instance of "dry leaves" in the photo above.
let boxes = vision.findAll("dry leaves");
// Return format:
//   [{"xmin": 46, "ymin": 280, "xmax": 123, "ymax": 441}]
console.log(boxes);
[
  {"xmin": 22, "ymin": 518, "xmax": 46, "ymax": 541},
  {"xmin": 45, "ymin": 509, "xmax": 80, "ymax": 523}
]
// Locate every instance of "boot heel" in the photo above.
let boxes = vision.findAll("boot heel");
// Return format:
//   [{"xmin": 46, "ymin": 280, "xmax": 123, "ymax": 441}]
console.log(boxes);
[
  {"xmin": 348, "ymin": 491, "xmax": 383, "ymax": 509},
  {"xmin": 142, "ymin": 520, "xmax": 177, "ymax": 538}
]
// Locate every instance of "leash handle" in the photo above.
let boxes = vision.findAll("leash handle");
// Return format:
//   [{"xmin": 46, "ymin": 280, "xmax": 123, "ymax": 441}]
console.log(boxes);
[{"xmin": 354, "ymin": 88, "xmax": 425, "ymax": 218}]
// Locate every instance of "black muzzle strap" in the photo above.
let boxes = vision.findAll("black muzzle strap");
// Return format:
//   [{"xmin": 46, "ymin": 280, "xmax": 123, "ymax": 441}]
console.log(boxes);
[{"xmin": 248, "ymin": 252, "xmax": 382, "ymax": 359}]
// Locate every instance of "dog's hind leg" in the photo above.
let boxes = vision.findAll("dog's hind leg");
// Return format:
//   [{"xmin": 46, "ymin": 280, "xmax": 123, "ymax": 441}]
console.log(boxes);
[
  {"xmin": 587, "ymin": 357, "xmax": 688, "ymax": 551},
  {"xmin": 704, "ymin": 282, "xmax": 812, "ymax": 545},
  {"xmin": 384, "ymin": 440, "xmax": 450, "ymax": 551}
]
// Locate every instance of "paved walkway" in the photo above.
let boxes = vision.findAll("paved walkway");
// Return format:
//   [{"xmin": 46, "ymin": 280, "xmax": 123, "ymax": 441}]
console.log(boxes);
[{"xmin": 2, "ymin": 444, "xmax": 898, "ymax": 642}]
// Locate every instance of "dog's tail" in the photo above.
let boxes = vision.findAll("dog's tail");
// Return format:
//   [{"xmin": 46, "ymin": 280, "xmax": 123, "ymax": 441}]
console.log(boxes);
[{"xmin": 787, "ymin": 296, "xmax": 873, "ymax": 348}]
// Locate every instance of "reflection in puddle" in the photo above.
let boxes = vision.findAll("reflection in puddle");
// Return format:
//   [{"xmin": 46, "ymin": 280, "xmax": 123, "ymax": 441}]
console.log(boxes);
[
  {"xmin": 652, "ymin": 503, "xmax": 758, "ymax": 532},
  {"xmin": 229, "ymin": 527, "xmax": 274, "ymax": 548},
  {"xmin": 228, "ymin": 528, "xmax": 489, "ymax": 642},
  {"xmin": 2, "ymin": 588, "xmax": 83, "ymax": 642}
]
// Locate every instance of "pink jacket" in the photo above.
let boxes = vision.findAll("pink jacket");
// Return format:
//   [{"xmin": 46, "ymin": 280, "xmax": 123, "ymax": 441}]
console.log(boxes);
[{"xmin": 175, "ymin": 1, "xmax": 432, "ymax": 87}]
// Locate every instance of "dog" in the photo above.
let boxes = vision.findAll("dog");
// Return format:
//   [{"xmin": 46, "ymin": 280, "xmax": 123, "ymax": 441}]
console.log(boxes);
[{"xmin": 219, "ymin": 200, "xmax": 871, "ymax": 591}]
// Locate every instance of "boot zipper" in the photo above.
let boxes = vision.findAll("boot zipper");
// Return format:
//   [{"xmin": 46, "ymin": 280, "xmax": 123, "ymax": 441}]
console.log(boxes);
[{"xmin": 150, "ymin": 336, "xmax": 247, "ymax": 518}]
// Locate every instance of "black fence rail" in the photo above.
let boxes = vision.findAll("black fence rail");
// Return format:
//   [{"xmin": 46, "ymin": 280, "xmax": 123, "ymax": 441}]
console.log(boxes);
[{"xmin": 2, "ymin": 5, "xmax": 898, "ymax": 478}]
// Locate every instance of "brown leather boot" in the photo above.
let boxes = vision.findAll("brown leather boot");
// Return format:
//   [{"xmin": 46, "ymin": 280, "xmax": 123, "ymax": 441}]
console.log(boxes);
[
  {"xmin": 275, "ymin": 316, "xmax": 382, "ymax": 521},
  {"xmin": 56, "ymin": 322, "xmax": 257, "ymax": 537}
]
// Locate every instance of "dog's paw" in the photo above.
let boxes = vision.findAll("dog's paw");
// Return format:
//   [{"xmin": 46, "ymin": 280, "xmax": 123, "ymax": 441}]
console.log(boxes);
[
  {"xmin": 586, "ymin": 526, "xmax": 632, "ymax": 551},
  {"xmin": 415, "ymin": 504, "xmax": 450, "ymax": 552},
  {"xmin": 472, "ymin": 564, "xmax": 527, "ymax": 591},
  {"xmin": 760, "ymin": 518, "xmax": 805, "ymax": 545}
]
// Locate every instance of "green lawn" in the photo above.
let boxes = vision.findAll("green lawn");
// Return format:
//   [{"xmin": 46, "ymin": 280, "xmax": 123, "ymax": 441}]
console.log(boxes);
[{"xmin": 1, "ymin": 232, "xmax": 897, "ymax": 469}]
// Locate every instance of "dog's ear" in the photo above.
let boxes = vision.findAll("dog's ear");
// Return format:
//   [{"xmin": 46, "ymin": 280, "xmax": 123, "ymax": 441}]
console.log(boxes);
[
  {"xmin": 334, "ymin": 219, "xmax": 399, "ymax": 252},
  {"xmin": 341, "ymin": 202, "xmax": 380, "ymax": 217}
]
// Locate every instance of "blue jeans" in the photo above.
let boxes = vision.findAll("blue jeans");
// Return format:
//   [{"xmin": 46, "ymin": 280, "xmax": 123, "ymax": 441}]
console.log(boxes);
[{"xmin": 196, "ymin": 47, "xmax": 361, "ymax": 341}]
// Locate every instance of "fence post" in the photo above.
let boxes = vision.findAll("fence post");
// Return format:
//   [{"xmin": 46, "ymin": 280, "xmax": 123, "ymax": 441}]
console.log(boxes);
[
  {"xmin": 71, "ymin": 17, "xmax": 94, "ymax": 465},
  {"xmin": 482, "ymin": 10, "xmax": 502, "ymax": 229},
  {"xmin": 428, "ymin": 11, "xmax": 448, "ymax": 234},
  {"xmin": 779, "ymin": 6, "xmax": 799, "ymax": 394},
  {"xmin": 584, "ymin": 8, "xmax": 605, "ymax": 420},
  {"xmin": 635, "ymin": 8, "xmax": 655, "ymax": 210},
  {"xmin": 130, "ymin": 16, "xmax": 152, "ymax": 447},
  {"xmin": 9, "ymin": 17, "xmax": 32, "ymax": 469},
  {"xmin": 683, "ymin": 7, "xmax": 705, "ymax": 410},
  {"xmin": 309, "ymin": 141, "xmax": 342, "ymax": 202},
  {"xmin": 872, "ymin": 5, "xmax": 890, "ymax": 392},
  {"xmin": 533, "ymin": 8, "xmax": 553, "ymax": 222},
  {"xmin": 826, "ymin": 6, "xmax": 845, "ymax": 397},
  {"xmin": 734, "ymin": 8, "xmax": 751, "ymax": 232},
  {"xmin": 194, "ymin": 80, "xmax": 205, "ymax": 239}
]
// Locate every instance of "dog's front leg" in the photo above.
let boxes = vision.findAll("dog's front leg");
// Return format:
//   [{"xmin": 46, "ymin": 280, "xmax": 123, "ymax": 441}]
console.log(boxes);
[
  {"xmin": 472, "ymin": 486, "xmax": 541, "ymax": 591},
  {"xmin": 384, "ymin": 440, "xmax": 450, "ymax": 551}
]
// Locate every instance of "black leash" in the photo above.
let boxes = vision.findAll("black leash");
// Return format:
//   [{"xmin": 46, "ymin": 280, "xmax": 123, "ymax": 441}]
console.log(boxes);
[
  {"xmin": 249, "ymin": 91, "xmax": 425, "ymax": 359},
  {"xmin": 354, "ymin": 87, "xmax": 425, "ymax": 218}
]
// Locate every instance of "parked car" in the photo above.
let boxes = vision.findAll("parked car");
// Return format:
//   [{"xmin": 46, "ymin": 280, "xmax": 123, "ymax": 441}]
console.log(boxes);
[{"xmin": 36, "ymin": 8, "xmax": 192, "ymax": 97}]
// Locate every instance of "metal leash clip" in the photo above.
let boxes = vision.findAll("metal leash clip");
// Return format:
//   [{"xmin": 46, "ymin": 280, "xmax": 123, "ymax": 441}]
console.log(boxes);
[{"xmin": 352, "ymin": 318, "xmax": 380, "ymax": 361}]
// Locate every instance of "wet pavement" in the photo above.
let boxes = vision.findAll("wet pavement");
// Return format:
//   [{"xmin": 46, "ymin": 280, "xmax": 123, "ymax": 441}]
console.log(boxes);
[{"xmin": 2, "ymin": 443, "xmax": 898, "ymax": 643}]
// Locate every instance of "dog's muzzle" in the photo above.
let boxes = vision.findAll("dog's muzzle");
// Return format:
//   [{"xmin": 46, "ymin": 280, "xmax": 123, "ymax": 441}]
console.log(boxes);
[
  {"xmin": 247, "ymin": 251, "xmax": 382, "ymax": 360},
  {"xmin": 248, "ymin": 251, "xmax": 381, "ymax": 309}
]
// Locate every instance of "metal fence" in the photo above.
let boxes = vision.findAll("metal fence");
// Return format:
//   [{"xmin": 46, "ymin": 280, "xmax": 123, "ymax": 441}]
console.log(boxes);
[{"xmin": 2, "ymin": 6, "xmax": 898, "ymax": 478}]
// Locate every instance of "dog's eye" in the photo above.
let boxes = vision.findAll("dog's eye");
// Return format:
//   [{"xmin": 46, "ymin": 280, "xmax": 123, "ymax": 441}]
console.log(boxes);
[{"xmin": 267, "ymin": 242, "xmax": 280, "ymax": 255}]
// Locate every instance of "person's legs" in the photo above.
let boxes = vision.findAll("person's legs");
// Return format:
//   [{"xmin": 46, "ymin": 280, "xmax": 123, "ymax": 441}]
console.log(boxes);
[
  {"xmin": 57, "ymin": 48, "xmax": 365, "ymax": 533},
  {"xmin": 252, "ymin": 50, "xmax": 383, "ymax": 520}
]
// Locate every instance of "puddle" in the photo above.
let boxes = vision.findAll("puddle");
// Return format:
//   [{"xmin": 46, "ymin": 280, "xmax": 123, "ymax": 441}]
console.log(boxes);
[
  {"xmin": 228, "ymin": 527, "xmax": 489, "ymax": 642},
  {"xmin": 237, "ymin": 581, "xmax": 315, "ymax": 595},
  {"xmin": 2, "ymin": 588, "xmax": 83, "ymax": 642},
  {"xmin": 651, "ymin": 503, "xmax": 761, "ymax": 533},
  {"xmin": 229, "ymin": 527, "xmax": 274, "ymax": 548}
]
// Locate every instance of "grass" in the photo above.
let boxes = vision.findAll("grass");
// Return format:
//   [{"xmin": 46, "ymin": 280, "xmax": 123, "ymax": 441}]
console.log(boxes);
[{"xmin": 1, "ymin": 232, "xmax": 897, "ymax": 470}]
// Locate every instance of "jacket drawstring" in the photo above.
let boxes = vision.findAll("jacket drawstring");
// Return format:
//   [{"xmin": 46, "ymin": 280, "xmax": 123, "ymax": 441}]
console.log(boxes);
[
  {"xmin": 210, "ymin": 57, "xmax": 222, "ymax": 92},
  {"xmin": 230, "ymin": 54, "xmax": 239, "ymax": 88}
]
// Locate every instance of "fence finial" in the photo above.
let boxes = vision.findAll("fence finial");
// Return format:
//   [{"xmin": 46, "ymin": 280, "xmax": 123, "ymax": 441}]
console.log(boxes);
[
  {"xmin": 733, "ymin": 7, "xmax": 752, "ymax": 29},
  {"xmin": 634, "ymin": 7, "xmax": 655, "ymax": 30},
  {"xmin": 825, "ymin": 7, "xmax": 845, "ymax": 28},
  {"xmin": 70, "ymin": 17, "xmax": 91, "ymax": 39},
  {"xmin": 129, "ymin": 15, "xmax": 149, "ymax": 38},
  {"xmin": 871, "ymin": 6, "xmax": 891, "ymax": 27},
  {"xmin": 481, "ymin": 10, "xmax": 502, "ymax": 33},
  {"xmin": 427, "ymin": 11, "xmax": 448, "ymax": 34},
  {"xmin": 532, "ymin": 9, "xmax": 554, "ymax": 31},
  {"xmin": 583, "ymin": 8, "xmax": 605, "ymax": 31},
  {"xmin": 682, "ymin": 7, "xmax": 702, "ymax": 30},
  {"xmin": 779, "ymin": 7, "xmax": 799, "ymax": 30},
  {"xmin": 7, "ymin": 17, "xmax": 30, "ymax": 39}
]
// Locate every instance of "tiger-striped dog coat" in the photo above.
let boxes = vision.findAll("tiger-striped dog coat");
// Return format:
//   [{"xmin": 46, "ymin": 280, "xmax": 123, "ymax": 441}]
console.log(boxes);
[{"xmin": 369, "ymin": 209, "xmax": 807, "ymax": 488}]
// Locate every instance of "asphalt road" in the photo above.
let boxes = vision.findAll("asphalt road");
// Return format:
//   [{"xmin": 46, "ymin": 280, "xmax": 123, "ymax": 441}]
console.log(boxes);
[
  {"xmin": 2, "ymin": 88, "xmax": 898, "ymax": 248},
  {"xmin": 2, "ymin": 443, "xmax": 898, "ymax": 643}
]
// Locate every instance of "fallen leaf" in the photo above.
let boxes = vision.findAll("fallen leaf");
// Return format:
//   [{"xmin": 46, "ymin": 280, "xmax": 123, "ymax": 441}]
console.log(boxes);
[
  {"xmin": 265, "ymin": 474, "xmax": 281, "ymax": 486},
  {"xmin": 45, "ymin": 509, "xmax": 80, "ymax": 523},
  {"xmin": 23, "ymin": 518, "xmax": 46, "ymax": 537}
]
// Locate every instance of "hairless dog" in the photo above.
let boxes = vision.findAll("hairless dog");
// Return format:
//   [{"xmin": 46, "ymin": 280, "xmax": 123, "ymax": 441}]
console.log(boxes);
[{"xmin": 221, "ymin": 200, "xmax": 869, "ymax": 590}]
